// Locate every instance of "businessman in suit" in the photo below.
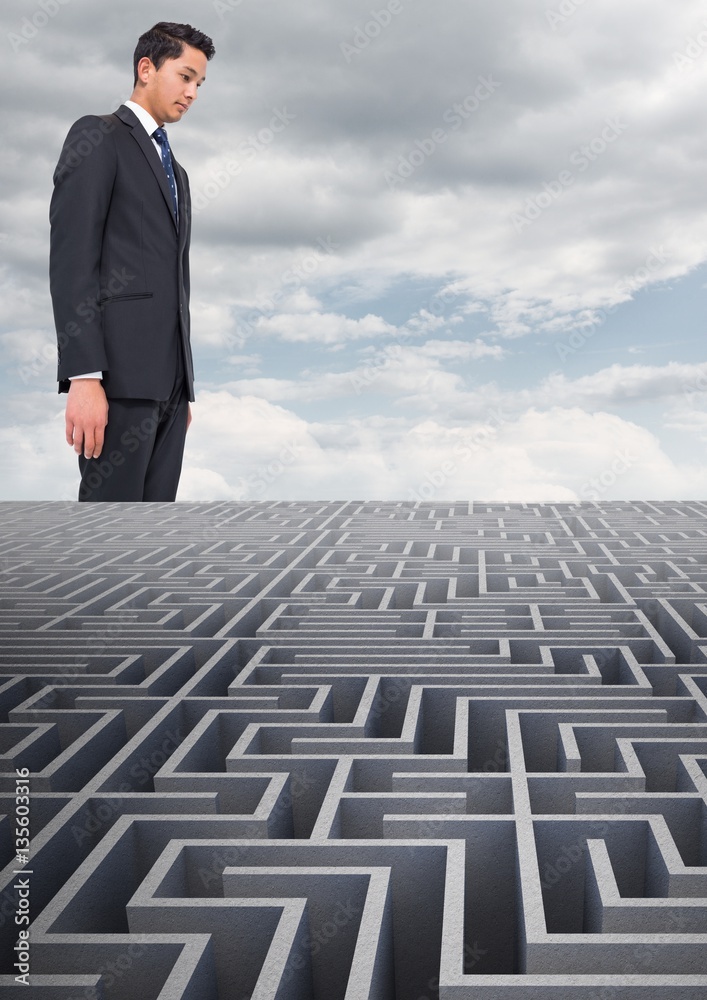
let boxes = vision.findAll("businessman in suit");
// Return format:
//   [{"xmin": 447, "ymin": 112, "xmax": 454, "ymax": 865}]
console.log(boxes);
[{"xmin": 49, "ymin": 22, "xmax": 215, "ymax": 501}]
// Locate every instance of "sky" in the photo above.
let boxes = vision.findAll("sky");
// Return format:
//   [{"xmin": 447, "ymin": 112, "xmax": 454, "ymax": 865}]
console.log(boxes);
[{"xmin": 2, "ymin": 0, "xmax": 707, "ymax": 502}]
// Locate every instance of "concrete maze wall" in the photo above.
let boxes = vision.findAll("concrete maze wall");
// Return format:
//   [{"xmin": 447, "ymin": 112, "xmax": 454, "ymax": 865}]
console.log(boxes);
[{"xmin": 1, "ymin": 500, "xmax": 707, "ymax": 998}]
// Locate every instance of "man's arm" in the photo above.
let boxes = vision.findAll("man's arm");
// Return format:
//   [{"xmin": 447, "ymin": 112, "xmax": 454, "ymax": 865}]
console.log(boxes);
[{"xmin": 50, "ymin": 116, "xmax": 116, "ymax": 457}]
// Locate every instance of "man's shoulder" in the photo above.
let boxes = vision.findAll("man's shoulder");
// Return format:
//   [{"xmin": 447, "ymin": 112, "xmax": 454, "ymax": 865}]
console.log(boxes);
[
  {"xmin": 57, "ymin": 109, "xmax": 137, "ymax": 165},
  {"xmin": 54, "ymin": 112, "xmax": 127, "ymax": 182},
  {"xmin": 65, "ymin": 109, "xmax": 124, "ymax": 134}
]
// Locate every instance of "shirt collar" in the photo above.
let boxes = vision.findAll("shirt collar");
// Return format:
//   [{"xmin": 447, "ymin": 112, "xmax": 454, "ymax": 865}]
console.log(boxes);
[{"xmin": 124, "ymin": 100, "xmax": 163, "ymax": 139}]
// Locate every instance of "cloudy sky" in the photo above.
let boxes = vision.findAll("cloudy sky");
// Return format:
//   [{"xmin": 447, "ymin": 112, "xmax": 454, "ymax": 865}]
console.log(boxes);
[{"xmin": 2, "ymin": 0, "xmax": 707, "ymax": 501}]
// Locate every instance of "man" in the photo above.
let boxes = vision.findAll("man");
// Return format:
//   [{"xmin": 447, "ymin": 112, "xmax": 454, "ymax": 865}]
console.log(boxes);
[{"xmin": 49, "ymin": 22, "xmax": 215, "ymax": 501}]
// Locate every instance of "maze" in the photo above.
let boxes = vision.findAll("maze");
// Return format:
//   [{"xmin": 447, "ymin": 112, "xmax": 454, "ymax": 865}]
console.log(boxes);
[{"xmin": 1, "ymin": 499, "xmax": 707, "ymax": 998}]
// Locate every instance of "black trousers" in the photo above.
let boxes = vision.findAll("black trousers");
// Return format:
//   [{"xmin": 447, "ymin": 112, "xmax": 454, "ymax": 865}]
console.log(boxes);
[{"xmin": 78, "ymin": 364, "xmax": 189, "ymax": 502}]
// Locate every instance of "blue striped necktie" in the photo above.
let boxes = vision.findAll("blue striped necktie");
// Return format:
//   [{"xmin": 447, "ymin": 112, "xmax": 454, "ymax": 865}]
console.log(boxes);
[{"xmin": 152, "ymin": 127, "xmax": 178, "ymax": 222}]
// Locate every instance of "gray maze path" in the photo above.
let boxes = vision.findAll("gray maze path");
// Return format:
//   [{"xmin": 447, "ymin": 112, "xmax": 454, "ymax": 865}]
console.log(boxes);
[{"xmin": 1, "ymin": 500, "xmax": 707, "ymax": 998}]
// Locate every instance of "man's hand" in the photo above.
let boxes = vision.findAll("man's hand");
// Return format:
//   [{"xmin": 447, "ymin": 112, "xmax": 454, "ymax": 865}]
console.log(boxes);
[{"xmin": 65, "ymin": 379, "xmax": 109, "ymax": 459}]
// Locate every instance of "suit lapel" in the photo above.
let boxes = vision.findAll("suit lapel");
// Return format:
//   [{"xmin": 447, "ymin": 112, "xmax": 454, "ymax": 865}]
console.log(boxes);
[
  {"xmin": 115, "ymin": 104, "xmax": 179, "ymax": 232},
  {"xmin": 173, "ymin": 159, "xmax": 190, "ymax": 251}
]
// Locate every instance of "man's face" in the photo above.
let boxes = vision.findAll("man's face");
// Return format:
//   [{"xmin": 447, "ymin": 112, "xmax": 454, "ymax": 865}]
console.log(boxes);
[{"xmin": 136, "ymin": 44, "xmax": 208, "ymax": 125}]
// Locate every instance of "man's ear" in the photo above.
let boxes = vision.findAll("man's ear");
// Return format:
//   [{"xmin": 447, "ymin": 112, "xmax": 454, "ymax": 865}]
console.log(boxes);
[{"xmin": 135, "ymin": 56, "xmax": 154, "ymax": 85}]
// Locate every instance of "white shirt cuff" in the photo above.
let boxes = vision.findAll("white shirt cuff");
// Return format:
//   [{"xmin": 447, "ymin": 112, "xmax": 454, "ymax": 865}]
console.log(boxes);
[{"xmin": 68, "ymin": 372, "xmax": 102, "ymax": 379}]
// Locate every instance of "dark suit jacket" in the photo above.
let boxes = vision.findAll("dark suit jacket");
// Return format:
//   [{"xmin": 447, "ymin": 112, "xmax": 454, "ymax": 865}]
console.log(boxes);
[{"xmin": 50, "ymin": 104, "xmax": 195, "ymax": 401}]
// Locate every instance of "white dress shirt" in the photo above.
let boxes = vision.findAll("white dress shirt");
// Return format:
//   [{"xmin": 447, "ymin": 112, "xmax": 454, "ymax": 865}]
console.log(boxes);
[{"xmin": 69, "ymin": 100, "xmax": 176, "ymax": 381}]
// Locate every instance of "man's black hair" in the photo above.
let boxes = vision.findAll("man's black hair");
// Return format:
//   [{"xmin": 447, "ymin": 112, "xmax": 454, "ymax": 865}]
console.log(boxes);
[{"xmin": 133, "ymin": 22, "xmax": 215, "ymax": 84}]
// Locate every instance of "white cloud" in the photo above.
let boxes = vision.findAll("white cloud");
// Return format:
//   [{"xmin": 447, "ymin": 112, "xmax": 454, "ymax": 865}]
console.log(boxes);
[
  {"xmin": 1, "ymin": 329, "xmax": 54, "ymax": 369},
  {"xmin": 178, "ymin": 390, "xmax": 707, "ymax": 502},
  {"xmin": 189, "ymin": 302, "xmax": 240, "ymax": 349},
  {"xmin": 220, "ymin": 338, "xmax": 504, "ymax": 404},
  {"xmin": 254, "ymin": 310, "xmax": 397, "ymax": 345},
  {"xmin": 412, "ymin": 339, "xmax": 504, "ymax": 362},
  {"xmin": 0, "ymin": 395, "xmax": 79, "ymax": 500},
  {"xmin": 436, "ymin": 361, "xmax": 707, "ymax": 422},
  {"xmin": 224, "ymin": 353, "xmax": 263, "ymax": 376},
  {"xmin": 533, "ymin": 361, "xmax": 707, "ymax": 408}
]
